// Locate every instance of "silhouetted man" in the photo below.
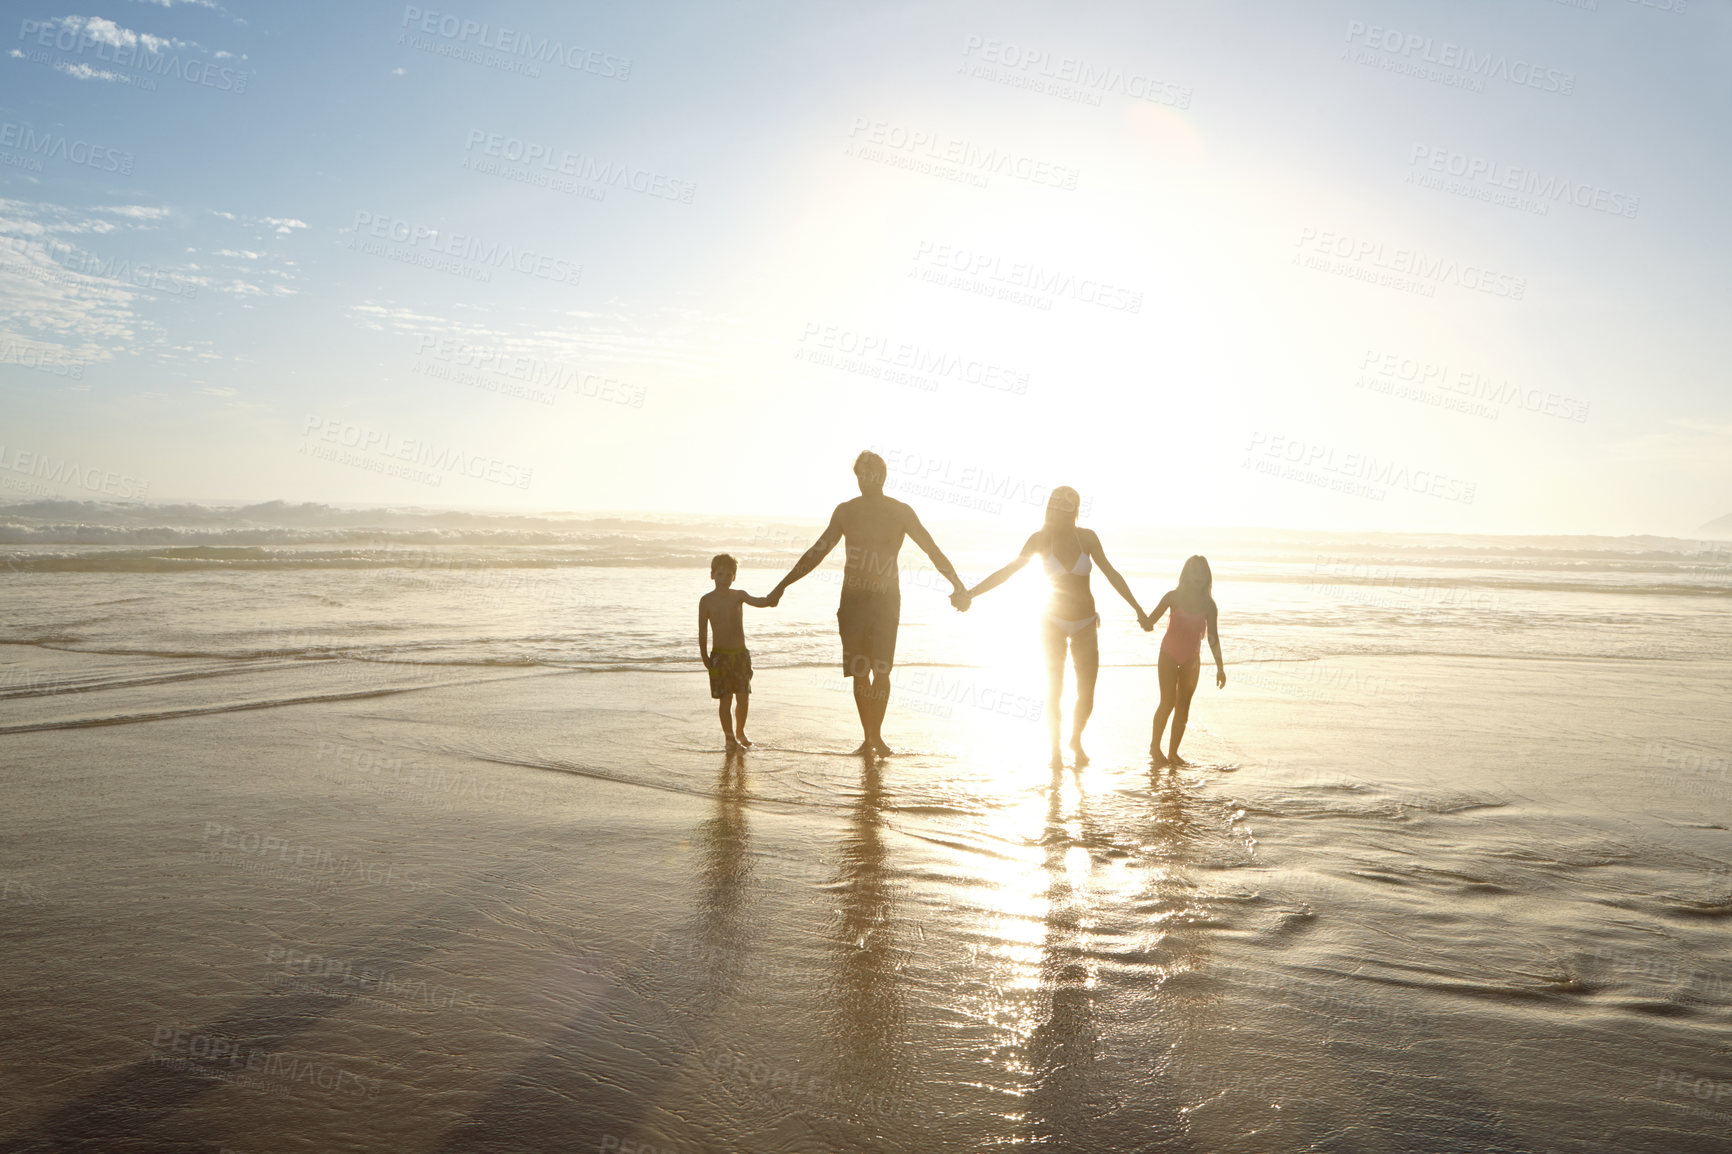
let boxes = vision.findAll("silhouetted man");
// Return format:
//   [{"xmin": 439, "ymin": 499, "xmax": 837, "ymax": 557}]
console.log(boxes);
[{"xmin": 769, "ymin": 451, "xmax": 970, "ymax": 755}]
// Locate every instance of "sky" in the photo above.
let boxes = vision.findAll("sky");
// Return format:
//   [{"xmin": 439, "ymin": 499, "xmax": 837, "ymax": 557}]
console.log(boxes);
[{"xmin": 0, "ymin": 0, "xmax": 1728, "ymax": 536}]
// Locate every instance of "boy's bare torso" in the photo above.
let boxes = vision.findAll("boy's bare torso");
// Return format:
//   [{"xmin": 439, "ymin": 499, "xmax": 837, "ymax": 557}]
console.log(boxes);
[{"xmin": 700, "ymin": 589, "xmax": 749, "ymax": 648}]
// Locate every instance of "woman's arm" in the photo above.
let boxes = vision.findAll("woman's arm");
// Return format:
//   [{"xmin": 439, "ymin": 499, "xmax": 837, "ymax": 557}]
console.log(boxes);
[
  {"xmin": 966, "ymin": 532, "xmax": 1042, "ymax": 600},
  {"xmin": 1084, "ymin": 530, "xmax": 1146, "ymax": 620},
  {"xmin": 1207, "ymin": 601, "xmax": 1225, "ymax": 687}
]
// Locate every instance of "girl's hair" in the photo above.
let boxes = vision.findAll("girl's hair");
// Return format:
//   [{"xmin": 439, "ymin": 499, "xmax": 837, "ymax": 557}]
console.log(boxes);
[
  {"xmin": 1178, "ymin": 555, "xmax": 1213, "ymax": 603},
  {"xmin": 1044, "ymin": 486, "xmax": 1081, "ymax": 529}
]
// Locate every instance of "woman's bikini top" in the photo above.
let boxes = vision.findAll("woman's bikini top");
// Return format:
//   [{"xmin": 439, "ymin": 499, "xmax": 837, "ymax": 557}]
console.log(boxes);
[{"xmin": 1042, "ymin": 547, "xmax": 1092, "ymax": 578}]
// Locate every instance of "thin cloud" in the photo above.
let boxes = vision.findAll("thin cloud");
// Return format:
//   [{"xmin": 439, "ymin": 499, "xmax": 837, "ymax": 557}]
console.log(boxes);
[
  {"xmin": 0, "ymin": 199, "xmax": 151, "ymax": 358},
  {"xmin": 204, "ymin": 210, "xmax": 309, "ymax": 237},
  {"xmin": 53, "ymin": 61, "xmax": 130, "ymax": 84},
  {"xmin": 43, "ymin": 15, "xmax": 198, "ymax": 54},
  {"xmin": 103, "ymin": 205, "xmax": 172, "ymax": 221},
  {"xmin": 347, "ymin": 301, "xmax": 726, "ymax": 377}
]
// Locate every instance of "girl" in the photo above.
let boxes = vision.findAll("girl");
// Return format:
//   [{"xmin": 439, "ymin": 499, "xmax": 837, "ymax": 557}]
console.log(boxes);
[
  {"xmin": 964, "ymin": 487, "xmax": 1148, "ymax": 768},
  {"xmin": 1142, "ymin": 555, "xmax": 1225, "ymax": 766}
]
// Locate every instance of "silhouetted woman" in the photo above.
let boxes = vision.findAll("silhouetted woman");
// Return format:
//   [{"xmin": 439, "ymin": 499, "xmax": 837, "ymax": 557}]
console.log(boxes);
[{"xmin": 963, "ymin": 487, "xmax": 1147, "ymax": 768}]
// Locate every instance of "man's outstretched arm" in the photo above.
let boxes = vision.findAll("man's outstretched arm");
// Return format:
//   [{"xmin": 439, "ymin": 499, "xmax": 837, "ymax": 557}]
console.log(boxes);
[
  {"xmin": 904, "ymin": 508, "xmax": 968, "ymax": 604},
  {"xmin": 770, "ymin": 507, "xmax": 844, "ymax": 603}
]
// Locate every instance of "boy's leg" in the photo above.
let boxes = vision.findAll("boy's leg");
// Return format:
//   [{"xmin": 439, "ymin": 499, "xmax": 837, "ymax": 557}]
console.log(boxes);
[
  {"xmin": 734, "ymin": 693, "xmax": 751, "ymax": 747},
  {"xmin": 718, "ymin": 693, "xmax": 739, "ymax": 747},
  {"xmin": 1168, "ymin": 660, "xmax": 1202, "ymax": 763}
]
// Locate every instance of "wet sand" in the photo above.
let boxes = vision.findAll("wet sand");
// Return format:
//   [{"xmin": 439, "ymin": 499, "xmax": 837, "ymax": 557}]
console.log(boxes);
[{"xmin": 2, "ymin": 650, "xmax": 1730, "ymax": 1152}]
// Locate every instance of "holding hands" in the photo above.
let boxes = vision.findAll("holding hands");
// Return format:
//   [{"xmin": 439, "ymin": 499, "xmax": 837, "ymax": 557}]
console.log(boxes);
[{"xmin": 949, "ymin": 587, "xmax": 972, "ymax": 612}]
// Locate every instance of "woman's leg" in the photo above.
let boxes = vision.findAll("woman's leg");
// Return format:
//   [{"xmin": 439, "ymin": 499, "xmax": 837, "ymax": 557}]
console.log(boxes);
[
  {"xmin": 1168, "ymin": 659, "xmax": 1203, "ymax": 764},
  {"xmin": 1150, "ymin": 653, "xmax": 1178, "ymax": 762},
  {"xmin": 1041, "ymin": 620, "xmax": 1067, "ymax": 768},
  {"xmin": 1068, "ymin": 624, "xmax": 1099, "ymax": 765}
]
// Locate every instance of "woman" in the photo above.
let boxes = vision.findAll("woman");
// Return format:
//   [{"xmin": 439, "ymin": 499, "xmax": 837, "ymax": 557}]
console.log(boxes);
[{"xmin": 962, "ymin": 487, "xmax": 1147, "ymax": 768}]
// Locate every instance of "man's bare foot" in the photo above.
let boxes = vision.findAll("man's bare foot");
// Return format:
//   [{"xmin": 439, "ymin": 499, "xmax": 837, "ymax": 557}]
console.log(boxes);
[
  {"xmin": 1070, "ymin": 742, "xmax": 1089, "ymax": 767},
  {"xmin": 1049, "ymin": 750, "xmax": 1065, "ymax": 770},
  {"xmin": 872, "ymin": 738, "xmax": 894, "ymax": 756},
  {"xmin": 1168, "ymin": 753, "xmax": 1190, "ymax": 767},
  {"xmin": 737, "ymin": 733, "xmax": 753, "ymax": 748},
  {"xmin": 850, "ymin": 741, "xmax": 875, "ymax": 757},
  {"xmin": 725, "ymin": 736, "xmax": 742, "ymax": 751},
  {"xmin": 1149, "ymin": 749, "xmax": 1168, "ymax": 767}
]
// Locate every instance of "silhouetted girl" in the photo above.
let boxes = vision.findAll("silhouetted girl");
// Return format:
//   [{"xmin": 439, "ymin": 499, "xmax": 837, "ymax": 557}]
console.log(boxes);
[{"xmin": 1142, "ymin": 555, "xmax": 1225, "ymax": 766}]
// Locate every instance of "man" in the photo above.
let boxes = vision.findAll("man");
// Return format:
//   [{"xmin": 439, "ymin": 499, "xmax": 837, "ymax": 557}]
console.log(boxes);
[{"xmin": 769, "ymin": 451, "xmax": 970, "ymax": 755}]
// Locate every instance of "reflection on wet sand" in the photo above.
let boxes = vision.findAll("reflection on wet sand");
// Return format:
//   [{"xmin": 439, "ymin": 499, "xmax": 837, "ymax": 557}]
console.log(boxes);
[
  {"xmin": 827, "ymin": 759, "xmax": 908, "ymax": 1098},
  {"xmin": 1023, "ymin": 768, "xmax": 1106, "ymax": 1146},
  {"xmin": 1019, "ymin": 766, "xmax": 1202, "ymax": 1150},
  {"xmin": 691, "ymin": 751, "xmax": 752, "ymax": 1007}
]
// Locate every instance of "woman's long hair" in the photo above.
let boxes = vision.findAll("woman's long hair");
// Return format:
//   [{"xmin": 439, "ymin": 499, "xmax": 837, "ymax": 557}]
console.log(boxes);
[
  {"xmin": 1178, "ymin": 555, "xmax": 1213, "ymax": 605},
  {"xmin": 1044, "ymin": 486, "xmax": 1081, "ymax": 530}
]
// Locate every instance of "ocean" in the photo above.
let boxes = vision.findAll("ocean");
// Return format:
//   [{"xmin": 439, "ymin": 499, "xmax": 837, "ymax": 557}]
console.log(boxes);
[{"xmin": 2, "ymin": 499, "xmax": 1730, "ymax": 1152}]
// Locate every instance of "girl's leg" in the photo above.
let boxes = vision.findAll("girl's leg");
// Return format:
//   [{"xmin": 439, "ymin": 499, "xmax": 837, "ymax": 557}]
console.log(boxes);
[
  {"xmin": 1150, "ymin": 653, "xmax": 1178, "ymax": 762},
  {"xmin": 718, "ymin": 694, "xmax": 738, "ymax": 748},
  {"xmin": 1041, "ymin": 620, "xmax": 1067, "ymax": 768},
  {"xmin": 1168, "ymin": 660, "xmax": 1203, "ymax": 764},
  {"xmin": 1068, "ymin": 624, "xmax": 1099, "ymax": 766},
  {"xmin": 734, "ymin": 693, "xmax": 751, "ymax": 747}
]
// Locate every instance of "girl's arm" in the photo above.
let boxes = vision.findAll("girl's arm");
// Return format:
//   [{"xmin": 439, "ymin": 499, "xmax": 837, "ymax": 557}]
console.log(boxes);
[
  {"xmin": 1142, "ymin": 591, "xmax": 1173, "ymax": 631},
  {"xmin": 1084, "ymin": 530, "xmax": 1146, "ymax": 621},
  {"xmin": 967, "ymin": 532, "xmax": 1042, "ymax": 599},
  {"xmin": 1207, "ymin": 600, "xmax": 1225, "ymax": 687}
]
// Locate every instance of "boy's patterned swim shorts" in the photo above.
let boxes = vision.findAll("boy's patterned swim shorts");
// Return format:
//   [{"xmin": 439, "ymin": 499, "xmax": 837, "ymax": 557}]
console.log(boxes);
[{"xmin": 708, "ymin": 647, "xmax": 752, "ymax": 698}]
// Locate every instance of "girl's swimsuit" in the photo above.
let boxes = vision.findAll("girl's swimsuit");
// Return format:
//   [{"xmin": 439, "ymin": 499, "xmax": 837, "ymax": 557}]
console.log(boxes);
[
  {"xmin": 1161, "ymin": 604, "xmax": 1207, "ymax": 662},
  {"xmin": 1043, "ymin": 545, "xmax": 1098, "ymax": 634}
]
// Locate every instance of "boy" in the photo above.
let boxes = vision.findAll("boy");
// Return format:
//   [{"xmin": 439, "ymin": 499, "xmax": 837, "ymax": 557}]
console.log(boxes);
[{"xmin": 698, "ymin": 554, "xmax": 775, "ymax": 750}]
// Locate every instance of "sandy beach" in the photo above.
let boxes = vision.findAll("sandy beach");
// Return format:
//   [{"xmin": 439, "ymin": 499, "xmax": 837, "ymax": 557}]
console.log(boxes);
[
  {"xmin": 4, "ymin": 621, "xmax": 1729, "ymax": 1151},
  {"xmin": 7, "ymin": 0, "xmax": 1730, "ymax": 1144}
]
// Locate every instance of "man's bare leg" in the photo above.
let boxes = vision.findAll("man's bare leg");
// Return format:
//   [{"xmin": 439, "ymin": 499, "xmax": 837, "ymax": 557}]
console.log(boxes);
[
  {"xmin": 734, "ymin": 694, "xmax": 752, "ymax": 748},
  {"xmin": 718, "ymin": 694, "xmax": 740, "ymax": 750},
  {"xmin": 868, "ymin": 669, "xmax": 893, "ymax": 755},
  {"xmin": 850, "ymin": 674, "xmax": 876, "ymax": 755}
]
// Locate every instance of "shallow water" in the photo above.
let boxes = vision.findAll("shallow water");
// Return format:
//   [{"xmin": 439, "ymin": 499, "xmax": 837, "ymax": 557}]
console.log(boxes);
[{"xmin": 2, "ymin": 515, "xmax": 1730, "ymax": 1151}]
